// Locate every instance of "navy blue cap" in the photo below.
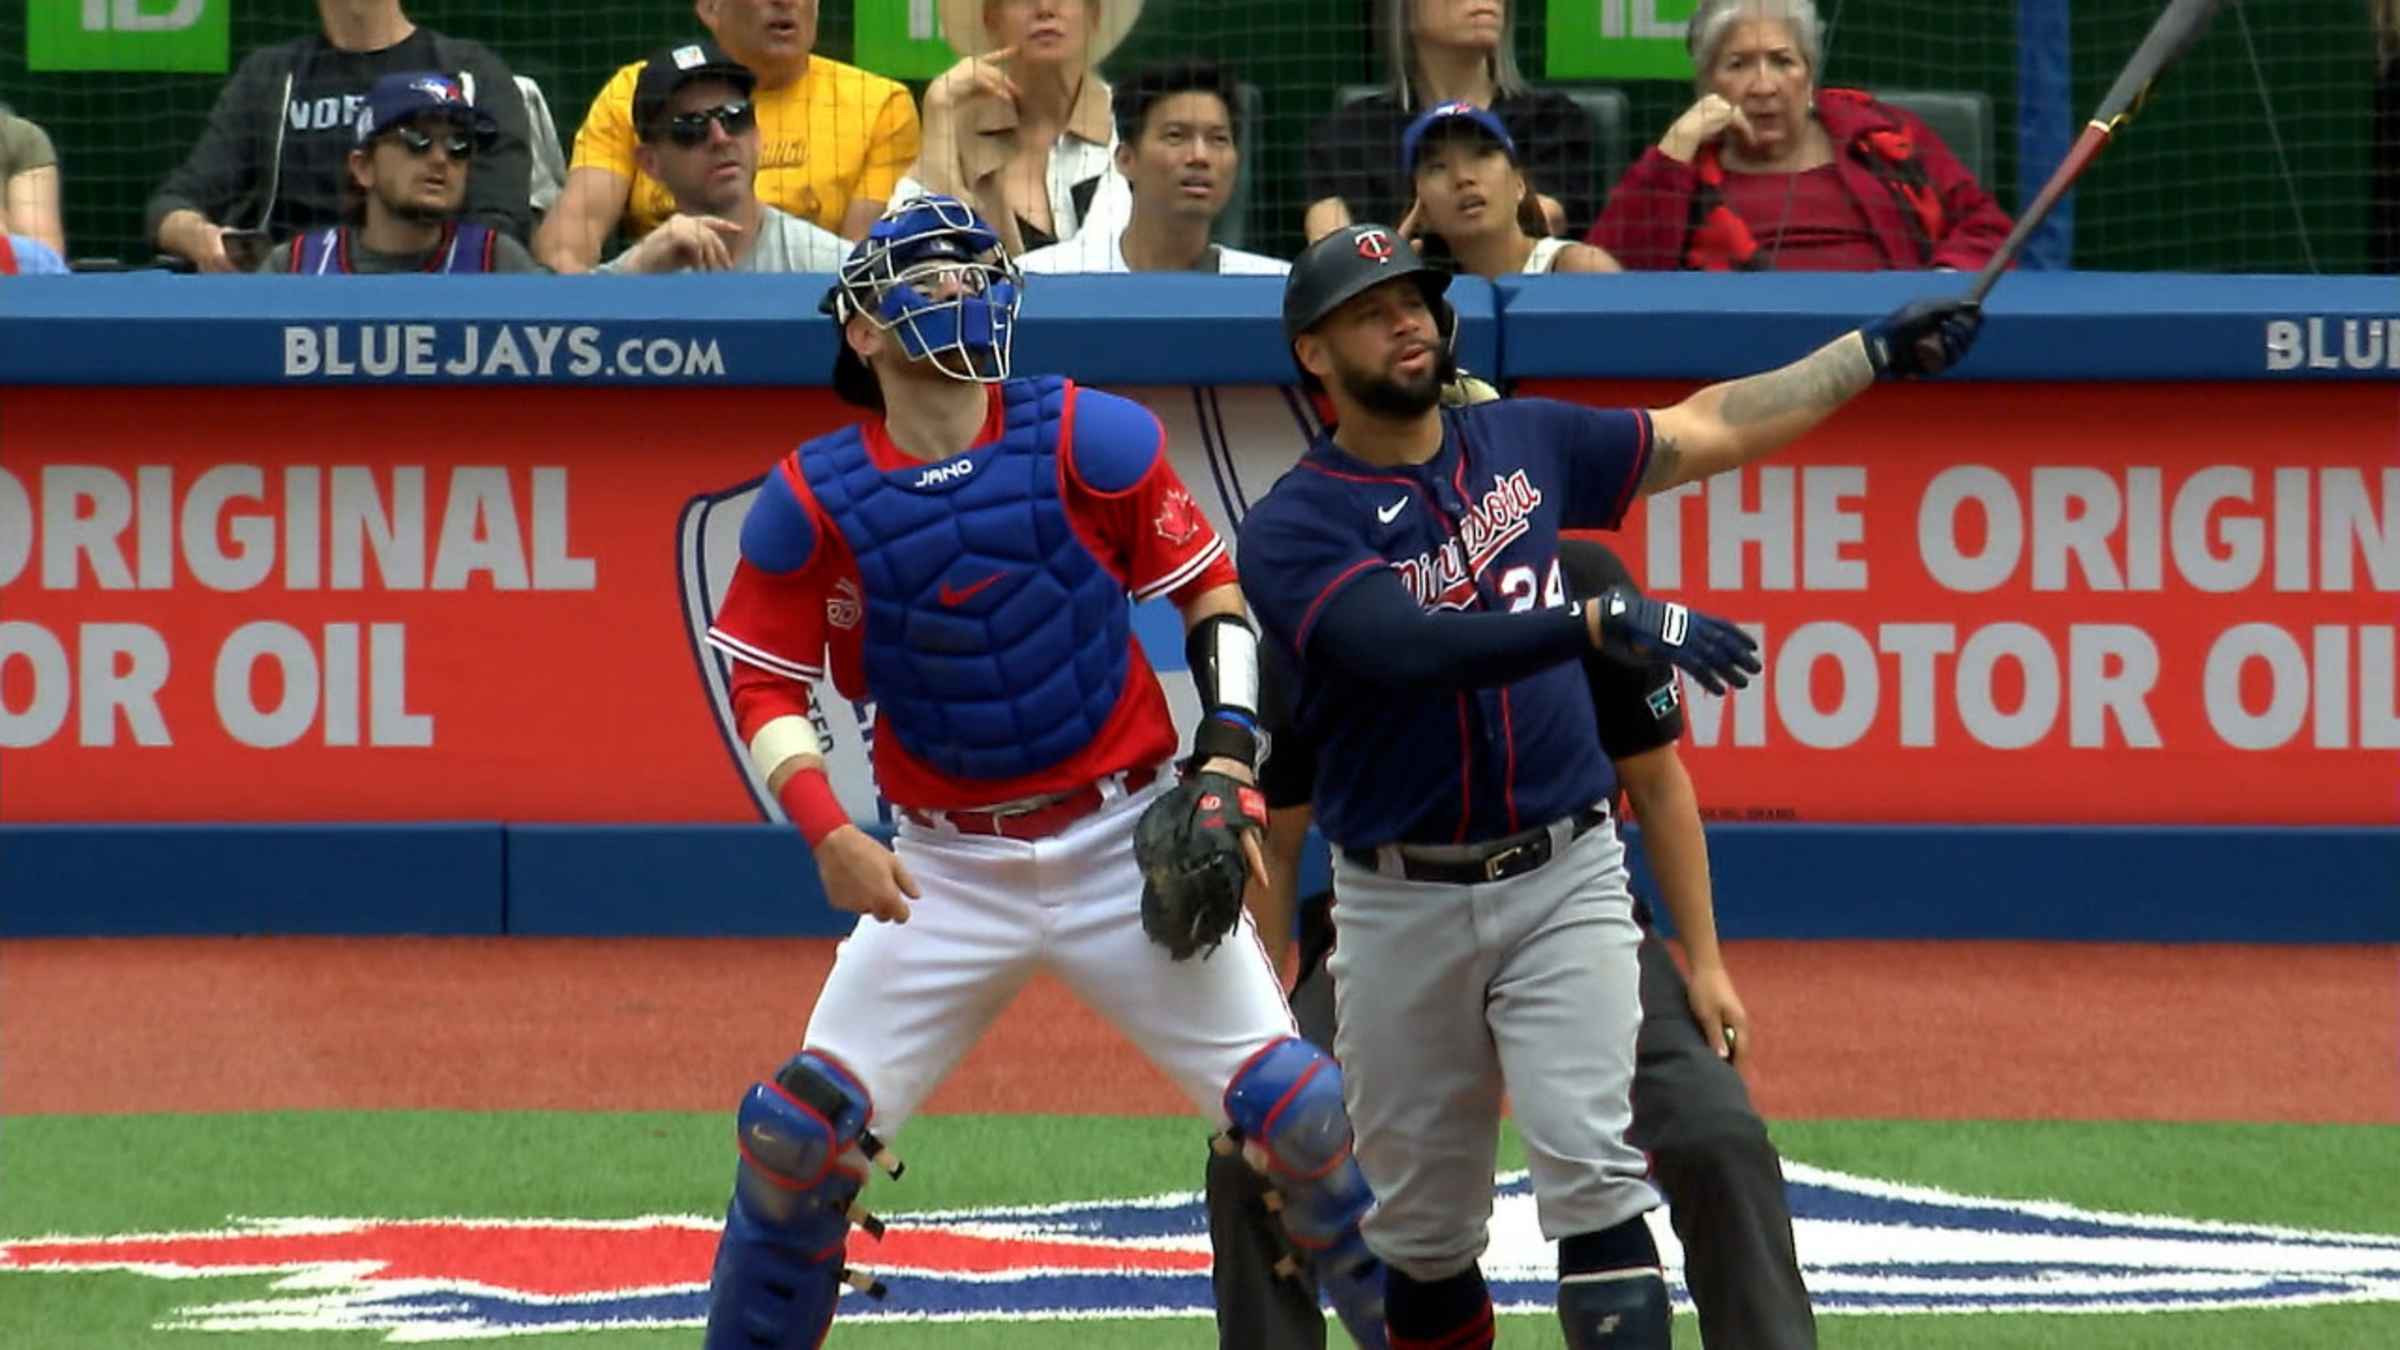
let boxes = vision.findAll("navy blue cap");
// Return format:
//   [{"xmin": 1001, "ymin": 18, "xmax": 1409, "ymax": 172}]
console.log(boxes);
[
  {"xmin": 354, "ymin": 71, "xmax": 497, "ymax": 146},
  {"xmin": 1400, "ymin": 101, "xmax": 1518, "ymax": 175}
]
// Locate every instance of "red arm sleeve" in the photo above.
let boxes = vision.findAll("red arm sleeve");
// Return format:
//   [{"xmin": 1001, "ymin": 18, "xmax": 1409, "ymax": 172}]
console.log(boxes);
[
  {"xmin": 725, "ymin": 638, "xmax": 854, "ymax": 844},
  {"xmin": 709, "ymin": 552, "xmax": 856, "ymax": 843},
  {"xmin": 728, "ymin": 659, "xmax": 815, "ymax": 745},
  {"xmin": 1588, "ymin": 147, "xmax": 1700, "ymax": 272}
]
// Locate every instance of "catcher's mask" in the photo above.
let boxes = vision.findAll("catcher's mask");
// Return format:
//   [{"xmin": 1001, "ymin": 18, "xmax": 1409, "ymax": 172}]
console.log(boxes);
[
  {"xmin": 822, "ymin": 194, "xmax": 1024, "ymax": 408},
  {"xmin": 1281, "ymin": 224, "xmax": 1459, "ymax": 393}
]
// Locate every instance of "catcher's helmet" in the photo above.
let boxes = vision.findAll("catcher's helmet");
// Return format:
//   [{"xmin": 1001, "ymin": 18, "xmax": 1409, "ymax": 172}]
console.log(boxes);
[
  {"xmin": 822, "ymin": 193, "xmax": 1024, "ymax": 409},
  {"xmin": 1282, "ymin": 224, "xmax": 1458, "ymax": 390}
]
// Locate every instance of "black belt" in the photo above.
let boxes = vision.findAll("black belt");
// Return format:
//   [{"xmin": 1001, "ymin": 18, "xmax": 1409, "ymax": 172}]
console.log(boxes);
[{"xmin": 1341, "ymin": 805, "xmax": 1610, "ymax": 885}]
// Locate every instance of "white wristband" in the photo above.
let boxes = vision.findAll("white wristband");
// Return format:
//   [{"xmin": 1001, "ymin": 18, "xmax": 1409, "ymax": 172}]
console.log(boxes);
[{"xmin": 748, "ymin": 714, "xmax": 824, "ymax": 780}]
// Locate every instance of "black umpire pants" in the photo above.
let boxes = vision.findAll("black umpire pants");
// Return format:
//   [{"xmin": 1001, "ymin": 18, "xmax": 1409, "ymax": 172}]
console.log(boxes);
[{"xmin": 1205, "ymin": 924, "xmax": 1818, "ymax": 1349}]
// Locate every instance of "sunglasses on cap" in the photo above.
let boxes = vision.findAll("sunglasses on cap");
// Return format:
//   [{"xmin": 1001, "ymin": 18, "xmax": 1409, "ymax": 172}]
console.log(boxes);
[
  {"xmin": 385, "ymin": 123, "xmax": 485, "ymax": 158},
  {"xmin": 660, "ymin": 100, "xmax": 757, "ymax": 147}
]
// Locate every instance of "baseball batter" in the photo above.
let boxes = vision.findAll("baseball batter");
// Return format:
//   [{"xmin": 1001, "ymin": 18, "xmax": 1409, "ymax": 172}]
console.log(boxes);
[
  {"xmin": 694, "ymin": 195, "xmax": 1387, "ymax": 1349},
  {"xmin": 1209, "ymin": 539, "xmax": 1817, "ymax": 1350},
  {"xmin": 1236, "ymin": 225, "xmax": 1980, "ymax": 1349}
]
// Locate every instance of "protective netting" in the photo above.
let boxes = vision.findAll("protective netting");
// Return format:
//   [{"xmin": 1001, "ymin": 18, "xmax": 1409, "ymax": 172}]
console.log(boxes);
[{"xmin": 0, "ymin": 1, "xmax": 2381, "ymax": 272}]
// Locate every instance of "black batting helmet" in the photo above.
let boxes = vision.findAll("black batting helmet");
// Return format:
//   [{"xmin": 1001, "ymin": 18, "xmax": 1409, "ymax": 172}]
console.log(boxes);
[{"xmin": 1282, "ymin": 224, "xmax": 1458, "ymax": 388}]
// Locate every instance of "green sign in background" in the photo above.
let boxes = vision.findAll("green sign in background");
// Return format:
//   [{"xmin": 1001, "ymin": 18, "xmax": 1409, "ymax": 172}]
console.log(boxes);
[
  {"xmin": 854, "ymin": 0, "xmax": 963, "ymax": 82},
  {"xmin": 1547, "ymin": 0, "xmax": 1699, "ymax": 80},
  {"xmin": 27, "ymin": 0, "xmax": 229, "ymax": 73}
]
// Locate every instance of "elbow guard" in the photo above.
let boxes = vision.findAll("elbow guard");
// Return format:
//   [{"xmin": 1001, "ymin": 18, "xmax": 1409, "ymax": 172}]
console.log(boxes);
[{"xmin": 1184, "ymin": 613, "xmax": 1265, "ymax": 772}]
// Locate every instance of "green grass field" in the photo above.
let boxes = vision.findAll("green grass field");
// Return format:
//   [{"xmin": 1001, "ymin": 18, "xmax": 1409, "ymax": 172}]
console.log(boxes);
[{"xmin": 5, "ymin": 1112, "xmax": 2396, "ymax": 1348}]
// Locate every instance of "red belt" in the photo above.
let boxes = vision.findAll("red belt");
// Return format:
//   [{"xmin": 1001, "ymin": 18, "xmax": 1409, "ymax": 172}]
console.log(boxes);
[{"xmin": 900, "ymin": 765, "xmax": 1161, "ymax": 840}]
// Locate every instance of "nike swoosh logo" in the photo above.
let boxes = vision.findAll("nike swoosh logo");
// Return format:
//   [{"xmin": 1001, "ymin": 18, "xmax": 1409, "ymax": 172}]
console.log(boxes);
[
  {"xmin": 937, "ymin": 570, "xmax": 1008, "ymax": 607},
  {"xmin": 1377, "ymin": 497, "xmax": 1409, "ymax": 523}
]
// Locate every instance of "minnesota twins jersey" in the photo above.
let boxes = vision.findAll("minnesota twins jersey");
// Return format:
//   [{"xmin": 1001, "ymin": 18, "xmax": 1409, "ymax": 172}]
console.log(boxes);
[
  {"xmin": 707, "ymin": 379, "xmax": 1236, "ymax": 812},
  {"xmin": 1237, "ymin": 398, "xmax": 1653, "ymax": 848}
]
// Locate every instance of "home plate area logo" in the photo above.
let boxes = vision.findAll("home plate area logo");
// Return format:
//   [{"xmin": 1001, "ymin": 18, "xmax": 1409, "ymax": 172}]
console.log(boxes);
[{"xmin": 6, "ymin": 1165, "xmax": 2398, "ymax": 1340}]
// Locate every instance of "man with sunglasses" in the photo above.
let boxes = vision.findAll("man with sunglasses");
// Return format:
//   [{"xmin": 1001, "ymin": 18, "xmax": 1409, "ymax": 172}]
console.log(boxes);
[
  {"xmin": 598, "ymin": 41, "xmax": 849, "ymax": 275},
  {"xmin": 264, "ymin": 72, "xmax": 537, "ymax": 273},
  {"xmin": 540, "ymin": 0, "xmax": 918, "ymax": 272},
  {"xmin": 149, "ymin": 1, "xmax": 531, "ymax": 273}
]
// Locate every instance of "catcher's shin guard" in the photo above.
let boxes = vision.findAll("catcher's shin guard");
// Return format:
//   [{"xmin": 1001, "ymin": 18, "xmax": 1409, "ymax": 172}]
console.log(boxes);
[
  {"xmin": 1224, "ymin": 1037, "xmax": 1388, "ymax": 1350},
  {"xmin": 703, "ymin": 1053, "xmax": 887, "ymax": 1350}
]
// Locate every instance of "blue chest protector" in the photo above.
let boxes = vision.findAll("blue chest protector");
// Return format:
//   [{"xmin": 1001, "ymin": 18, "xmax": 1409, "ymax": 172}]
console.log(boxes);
[{"xmin": 802, "ymin": 376, "xmax": 1131, "ymax": 783}]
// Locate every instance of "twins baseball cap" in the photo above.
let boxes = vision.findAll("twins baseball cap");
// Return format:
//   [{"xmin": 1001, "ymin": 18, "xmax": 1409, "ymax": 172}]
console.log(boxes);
[
  {"xmin": 1400, "ymin": 101, "xmax": 1519, "ymax": 175},
  {"xmin": 633, "ymin": 40, "xmax": 759, "ymax": 140},
  {"xmin": 354, "ymin": 71, "xmax": 497, "ymax": 146}
]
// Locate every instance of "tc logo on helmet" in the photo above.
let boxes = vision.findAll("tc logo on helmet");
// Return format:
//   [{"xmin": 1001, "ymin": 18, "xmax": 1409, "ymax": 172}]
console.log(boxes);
[{"xmin": 1354, "ymin": 229, "xmax": 1394, "ymax": 263}]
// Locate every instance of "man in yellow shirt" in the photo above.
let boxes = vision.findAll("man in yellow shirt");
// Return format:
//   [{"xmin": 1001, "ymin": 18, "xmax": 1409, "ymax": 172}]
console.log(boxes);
[{"xmin": 537, "ymin": 0, "xmax": 918, "ymax": 272}]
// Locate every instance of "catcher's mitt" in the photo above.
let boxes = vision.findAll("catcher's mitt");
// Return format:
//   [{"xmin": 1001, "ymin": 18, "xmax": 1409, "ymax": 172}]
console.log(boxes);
[{"xmin": 1135, "ymin": 771, "xmax": 1266, "ymax": 961}]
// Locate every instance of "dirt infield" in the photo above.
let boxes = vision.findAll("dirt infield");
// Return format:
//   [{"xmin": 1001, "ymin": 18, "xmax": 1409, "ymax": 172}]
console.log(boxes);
[{"xmin": 2, "ymin": 937, "xmax": 2391, "ymax": 1122}]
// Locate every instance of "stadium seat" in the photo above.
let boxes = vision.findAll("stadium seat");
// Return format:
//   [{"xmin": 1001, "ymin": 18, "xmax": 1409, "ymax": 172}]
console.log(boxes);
[
  {"xmin": 1338, "ymin": 83, "xmax": 1629, "ymax": 216},
  {"xmin": 1559, "ymin": 86, "xmax": 1630, "ymax": 197},
  {"xmin": 1871, "ymin": 89, "xmax": 1994, "ymax": 185}
]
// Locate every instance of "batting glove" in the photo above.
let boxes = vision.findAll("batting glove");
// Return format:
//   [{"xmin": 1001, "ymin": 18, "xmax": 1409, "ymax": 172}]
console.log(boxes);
[
  {"xmin": 1863, "ymin": 297, "xmax": 1983, "ymax": 379},
  {"xmin": 1594, "ymin": 585, "xmax": 1761, "ymax": 697}
]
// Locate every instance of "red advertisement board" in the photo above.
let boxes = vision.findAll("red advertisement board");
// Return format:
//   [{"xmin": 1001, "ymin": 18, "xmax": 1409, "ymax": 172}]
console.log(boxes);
[
  {"xmin": 1527, "ymin": 380, "xmax": 2399, "ymax": 825},
  {"xmin": 0, "ymin": 386, "xmax": 854, "ymax": 822},
  {"xmin": 6, "ymin": 381, "xmax": 2392, "ymax": 826}
]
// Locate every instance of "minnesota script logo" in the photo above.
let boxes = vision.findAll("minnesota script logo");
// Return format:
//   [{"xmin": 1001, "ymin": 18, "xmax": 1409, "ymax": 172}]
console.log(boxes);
[
  {"xmin": 1393, "ymin": 469, "xmax": 1543, "ymax": 611},
  {"xmin": 7, "ymin": 1165, "xmax": 2397, "ymax": 1340}
]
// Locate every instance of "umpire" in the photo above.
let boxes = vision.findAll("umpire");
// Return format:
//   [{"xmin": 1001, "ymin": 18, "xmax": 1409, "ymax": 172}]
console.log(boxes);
[{"xmin": 1206, "ymin": 536, "xmax": 1817, "ymax": 1350}]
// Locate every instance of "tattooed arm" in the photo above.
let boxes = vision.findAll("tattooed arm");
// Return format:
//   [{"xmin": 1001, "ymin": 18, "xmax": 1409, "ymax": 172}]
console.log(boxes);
[{"xmin": 1639, "ymin": 333, "xmax": 1876, "ymax": 494}]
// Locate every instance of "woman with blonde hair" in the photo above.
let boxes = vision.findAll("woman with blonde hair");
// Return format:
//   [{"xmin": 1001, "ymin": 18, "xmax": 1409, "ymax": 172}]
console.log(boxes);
[
  {"xmin": 1304, "ymin": 0, "xmax": 1598, "ymax": 243},
  {"xmin": 909, "ymin": 0, "xmax": 1143, "ymax": 256}
]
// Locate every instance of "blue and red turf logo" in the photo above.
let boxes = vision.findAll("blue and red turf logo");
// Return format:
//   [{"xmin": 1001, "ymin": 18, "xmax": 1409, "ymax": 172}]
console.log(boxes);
[{"xmin": 7, "ymin": 1165, "xmax": 2398, "ymax": 1338}]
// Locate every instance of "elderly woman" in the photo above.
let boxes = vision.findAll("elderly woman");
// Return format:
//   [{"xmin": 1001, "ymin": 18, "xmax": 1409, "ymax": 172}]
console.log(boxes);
[
  {"xmin": 1401, "ymin": 102, "xmax": 1620, "ymax": 277},
  {"xmin": 1305, "ymin": 0, "xmax": 1597, "ymax": 243},
  {"xmin": 909, "ymin": 0, "xmax": 1142, "ymax": 256},
  {"xmin": 1589, "ymin": 0, "xmax": 2011, "ymax": 271}
]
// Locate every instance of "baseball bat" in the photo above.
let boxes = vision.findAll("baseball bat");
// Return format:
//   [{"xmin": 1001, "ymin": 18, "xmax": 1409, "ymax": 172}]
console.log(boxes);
[{"xmin": 1966, "ymin": 0, "xmax": 2228, "ymax": 305}]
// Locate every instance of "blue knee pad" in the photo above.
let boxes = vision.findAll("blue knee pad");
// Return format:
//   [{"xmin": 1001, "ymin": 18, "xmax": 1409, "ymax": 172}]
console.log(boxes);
[
  {"xmin": 704, "ymin": 1052, "xmax": 881, "ymax": 1350},
  {"xmin": 1225, "ymin": 1037, "xmax": 1388, "ymax": 1350}
]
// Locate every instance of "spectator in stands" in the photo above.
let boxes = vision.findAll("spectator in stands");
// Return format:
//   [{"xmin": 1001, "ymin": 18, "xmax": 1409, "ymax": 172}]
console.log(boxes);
[
  {"xmin": 540, "ymin": 1, "xmax": 917, "ymax": 271},
  {"xmin": 1, "ymin": 233, "xmax": 67, "ymax": 275},
  {"xmin": 147, "ymin": 1, "xmax": 532, "ymax": 272},
  {"xmin": 905, "ymin": 0, "xmax": 1143, "ymax": 257},
  {"xmin": 259, "ymin": 72, "xmax": 538, "ymax": 274},
  {"xmin": 1589, "ymin": 0, "xmax": 2011, "ymax": 272},
  {"xmin": 1400, "ymin": 101, "xmax": 1619, "ymax": 277},
  {"xmin": 594, "ymin": 41, "xmax": 849, "ymax": 273},
  {"xmin": 1, "ymin": 104, "xmax": 64, "ymax": 258},
  {"xmin": 1304, "ymin": 0, "xmax": 1595, "ymax": 244},
  {"xmin": 1018, "ymin": 59, "xmax": 1284, "ymax": 275}
]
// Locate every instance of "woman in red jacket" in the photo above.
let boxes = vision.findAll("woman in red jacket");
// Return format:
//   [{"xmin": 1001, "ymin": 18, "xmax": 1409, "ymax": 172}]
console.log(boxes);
[{"xmin": 1588, "ymin": 0, "xmax": 2011, "ymax": 272}]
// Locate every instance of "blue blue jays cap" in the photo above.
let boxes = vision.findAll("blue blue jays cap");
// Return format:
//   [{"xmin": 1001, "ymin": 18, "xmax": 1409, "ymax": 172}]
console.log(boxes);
[
  {"xmin": 354, "ymin": 71, "xmax": 498, "ymax": 146},
  {"xmin": 1400, "ymin": 101, "xmax": 1518, "ymax": 175}
]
